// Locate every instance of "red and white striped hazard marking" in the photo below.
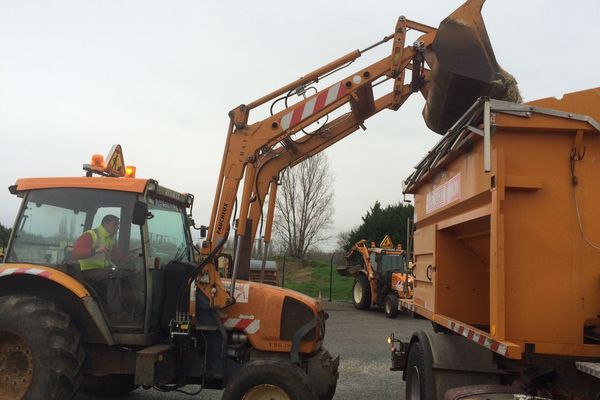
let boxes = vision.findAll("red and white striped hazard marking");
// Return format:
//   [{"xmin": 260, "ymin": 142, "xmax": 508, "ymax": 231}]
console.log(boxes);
[
  {"xmin": 400, "ymin": 300, "xmax": 416, "ymax": 312},
  {"xmin": 0, "ymin": 267, "xmax": 52, "ymax": 278},
  {"xmin": 280, "ymin": 81, "xmax": 351, "ymax": 131},
  {"xmin": 447, "ymin": 321, "xmax": 508, "ymax": 356},
  {"xmin": 220, "ymin": 314, "xmax": 260, "ymax": 334}
]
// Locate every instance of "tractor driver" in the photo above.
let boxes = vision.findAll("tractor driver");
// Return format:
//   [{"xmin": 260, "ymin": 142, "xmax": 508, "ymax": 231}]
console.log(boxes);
[{"xmin": 72, "ymin": 214, "xmax": 128, "ymax": 317}]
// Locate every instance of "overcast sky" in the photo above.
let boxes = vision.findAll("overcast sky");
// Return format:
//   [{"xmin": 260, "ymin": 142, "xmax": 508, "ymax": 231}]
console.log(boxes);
[{"xmin": 1, "ymin": 0, "xmax": 598, "ymax": 251}]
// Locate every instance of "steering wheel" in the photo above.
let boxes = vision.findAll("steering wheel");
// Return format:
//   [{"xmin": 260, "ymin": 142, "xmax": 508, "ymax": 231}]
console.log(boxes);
[
  {"xmin": 108, "ymin": 261, "xmax": 138, "ymax": 278},
  {"xmin": 126, "ymin": 247, "xmax": 142, "ymax": 257}
]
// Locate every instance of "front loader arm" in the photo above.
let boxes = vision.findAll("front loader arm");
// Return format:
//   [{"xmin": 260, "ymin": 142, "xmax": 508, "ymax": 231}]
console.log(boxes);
[
  {"xmin": 196, "ymin": 19, "xmax": 436, "ymax": 309},
  {"xmin": 245, "ymin": 88, "xmax": 415, "ymax": 254}
]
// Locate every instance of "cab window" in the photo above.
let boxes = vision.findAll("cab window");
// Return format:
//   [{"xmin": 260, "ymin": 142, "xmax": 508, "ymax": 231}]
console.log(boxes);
[
  {"xmin": 146, "ymin": 197, "xmax": 191, "ymax": 268},
  {"xmin": 380, "ymin": 254, "xmax": 404, "ymax": 273},
  {"xmin": 7, "ymin": 188, "xmax": 138, "ymax": 266}
]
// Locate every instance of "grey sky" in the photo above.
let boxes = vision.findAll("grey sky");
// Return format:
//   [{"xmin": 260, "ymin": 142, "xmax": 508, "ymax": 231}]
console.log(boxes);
[{"xmin": 1, "ymin": 0, "xmax": 598, "ymax": 250}]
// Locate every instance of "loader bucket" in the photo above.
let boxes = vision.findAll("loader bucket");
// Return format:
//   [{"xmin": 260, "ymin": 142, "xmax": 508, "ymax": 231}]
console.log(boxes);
[{"xmin": 423, "ymin": 0, "xmax": 520, "ymax": 134}]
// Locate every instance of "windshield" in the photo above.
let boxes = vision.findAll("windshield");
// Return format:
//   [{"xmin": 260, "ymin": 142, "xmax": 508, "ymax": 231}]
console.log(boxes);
[
  {"xmin": 7, "ymin": 188, "xmax": 140, "ymax": 266},
  {"xmin": 147, "ymin": 196, "xmax": 191, "ymax": 267},
  {"xmin": 380, "ymin": 253, "xmax": 404, "ymax": 273}
]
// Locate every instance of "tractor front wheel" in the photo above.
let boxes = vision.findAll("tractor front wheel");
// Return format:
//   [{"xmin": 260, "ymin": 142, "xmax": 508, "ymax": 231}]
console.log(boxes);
[
  {"xmin": 0, "ymin": 295, "xmax": 84, "ymax": 400},
  {"xmin": 222, "ymin": 359, "xmax": 316, "ymax": 400},
  {"xmin": 352, "ymin": 274, "xmax": 371, "ymax": 310},
  {"xmin": 384, "ymin": 294, "xmax": 399, "ymax": 318}
]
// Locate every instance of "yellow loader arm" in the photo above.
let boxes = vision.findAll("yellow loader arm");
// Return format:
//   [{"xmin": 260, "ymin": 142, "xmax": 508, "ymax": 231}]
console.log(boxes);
[{"xmin": 195, "ymin": 0, "xmax": 511, "ymax": 310}]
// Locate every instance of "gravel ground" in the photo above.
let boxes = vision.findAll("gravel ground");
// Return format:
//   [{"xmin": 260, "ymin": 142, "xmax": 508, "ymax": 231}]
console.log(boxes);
[{"xmin": 76, "ymin": 301, "xmax": 432, "ymax": 400}]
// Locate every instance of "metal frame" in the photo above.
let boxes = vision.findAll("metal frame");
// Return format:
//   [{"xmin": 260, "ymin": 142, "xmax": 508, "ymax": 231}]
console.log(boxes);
[{"xmin": 403, "ymin": 98, "xmax": 600, "ymax": 193}]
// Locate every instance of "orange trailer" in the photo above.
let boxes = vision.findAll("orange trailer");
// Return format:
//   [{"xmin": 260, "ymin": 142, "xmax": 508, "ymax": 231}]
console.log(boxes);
[{"xmin": 390, "ymin": 88, "xmax": 600, "ymax": 399}]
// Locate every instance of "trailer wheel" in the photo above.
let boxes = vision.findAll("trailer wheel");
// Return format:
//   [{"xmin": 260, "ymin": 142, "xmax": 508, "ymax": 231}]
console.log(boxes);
[
  {"xmin": 80, "ymin": 374, "xmax": 139, "ymax": 397},
  {"xmin": 406, "ymin": 342, "xmax": 435, "ymax": 400},
  {"xmin": 443, "ymin": 384, "xmax": 524, "ymax": 399},
  {"xmin": 223, "ymin": 359, "xmax": 316, "ymax": 400},
  {"xmin": 384, "ymin": 294, "xmax": 399, "ymax": 318},
  {"xmin": 352, "ymin": 274, "xmax": 371, "ymax": 310},
  {"xmin": 0, "ymin": 295, "xmax": 85, "ymax": 400}
]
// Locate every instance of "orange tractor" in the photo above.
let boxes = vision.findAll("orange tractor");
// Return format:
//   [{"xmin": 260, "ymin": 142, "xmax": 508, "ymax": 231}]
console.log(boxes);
[
  {"xmin": 0, "ymin": 146, "xmax": 338, "ymax": 399},
  {"xmin": 0, "ymin": 0, "xmax": 515, "ymax": 398},
  {"xmin": 340, "ymin": 236, "xmax": 412, "ymax": 318}
]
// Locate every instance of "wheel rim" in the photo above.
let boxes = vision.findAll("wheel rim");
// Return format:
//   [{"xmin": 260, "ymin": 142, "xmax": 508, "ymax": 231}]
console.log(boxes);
[
  {"xmin": 0, "ymin": 331, "xmax": 33, "ymax": 400},
  {"xmin": 408, "ymin": 365, "xmax": 421, "ymax": 400},
  {"xmin": 353, "ymin": 281, "xmax": 363, "ymax": 303},
  {"xmin": 242, "ymin": 384, "xmax": 290, "ymax": 400},
  {"xmin": 385, "ymin": 300, "xmax": 391, "ymax": 315}
]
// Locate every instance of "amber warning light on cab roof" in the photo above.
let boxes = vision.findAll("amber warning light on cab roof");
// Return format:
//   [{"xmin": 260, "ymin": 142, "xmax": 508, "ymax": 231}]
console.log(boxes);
[{"xmin": 82, "ymin": 144, "xmax": 137, "ymax": 178}]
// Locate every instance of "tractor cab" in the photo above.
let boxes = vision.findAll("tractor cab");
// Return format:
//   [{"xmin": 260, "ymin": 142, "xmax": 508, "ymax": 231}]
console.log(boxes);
[
  {"xmin": 3, "ymin": 146, "xmax": 196, "ymax": 335},
  {"xmin": 368, "ymin": 236, "xmax": 411, "ymax": 304},
  {"xmin": 368, "ymin": 236, "xmax": 407, "ymax": 277}
]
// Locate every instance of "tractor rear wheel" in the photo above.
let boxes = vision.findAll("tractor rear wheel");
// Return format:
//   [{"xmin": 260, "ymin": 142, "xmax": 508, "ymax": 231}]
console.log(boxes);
[
  {"xmin": 222, "ymin": 359, "xmax": 316, "ymax": 400},
  {"xmin": 352, "ymin": 274, "xmax": 371, "ymax": 310},
  {"xmin": 0, "ymin": 295, "xmax": 84, "ymax": 400},
  {"xmin": 384, "ymin": 294, "xmax": 399, "ymax": 318}
]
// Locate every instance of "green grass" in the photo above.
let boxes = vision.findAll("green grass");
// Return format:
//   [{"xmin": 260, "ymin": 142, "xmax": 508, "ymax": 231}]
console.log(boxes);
[{"xmin": 280, "ymin": 259, "xmax": 354, "ymax": 301}]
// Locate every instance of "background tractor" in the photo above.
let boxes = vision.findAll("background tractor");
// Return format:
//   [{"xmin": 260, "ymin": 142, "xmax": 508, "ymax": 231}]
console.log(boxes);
[{"xmin": 339, "ymin": 236, "xmax": 412, "ymax": 318}]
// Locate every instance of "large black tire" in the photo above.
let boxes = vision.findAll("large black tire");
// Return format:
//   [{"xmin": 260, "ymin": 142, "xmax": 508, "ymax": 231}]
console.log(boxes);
[
  {"xmin": 405, "ymin": 342, "xmax": 435, "ymax": 400},
  {"xmin": 352, "ymin": 274, "xmax": 371, "ymax": 310},
  {"xmin": 384, "ymin": 294, "xmax": 399, "ymax": 319},
  {"xmin": 319, "ymin": 381, "xmax": 337, "ymax": 400},
  {"xmin": 0, "ymin": 295, "xmax": 85, "ymax": 400},
  {"xmin": 80, "ymin": 374, "xmax": 139, "ymax": 397},
  {"xmin": 444, "ymin": 385, "xmax": 525, "ymax": 400},
  {"xmin": 222, "ymin": 359, "xmax": 316, "ymax": 400}
]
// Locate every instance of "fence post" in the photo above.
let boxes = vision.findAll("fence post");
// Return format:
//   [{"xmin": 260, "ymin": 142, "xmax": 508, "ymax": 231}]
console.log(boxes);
[
  {"xmin": 281, "ymin": 254, "xmax": 286, "ymax": 287},
  {"xmin": 329, "ymin": 253, "xmax": 334, "ymax": 302}
]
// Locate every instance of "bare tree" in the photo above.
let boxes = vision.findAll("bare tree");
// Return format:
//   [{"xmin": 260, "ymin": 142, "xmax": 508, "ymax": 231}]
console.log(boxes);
[{"xmin": 274, "ymin": 153, "xmax": 334, "ymax": 259}]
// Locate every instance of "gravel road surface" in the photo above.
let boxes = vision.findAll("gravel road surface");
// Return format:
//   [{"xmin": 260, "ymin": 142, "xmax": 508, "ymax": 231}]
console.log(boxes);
[{"xmin": 76, "ymin": 301, "xmax": 432, "ymax": 400}]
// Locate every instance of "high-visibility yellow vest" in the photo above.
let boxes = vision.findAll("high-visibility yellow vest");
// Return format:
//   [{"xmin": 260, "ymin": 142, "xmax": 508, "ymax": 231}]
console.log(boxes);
[{"xmin": 79, "ymin": 226, "xmax": 116, "ymax": 271}]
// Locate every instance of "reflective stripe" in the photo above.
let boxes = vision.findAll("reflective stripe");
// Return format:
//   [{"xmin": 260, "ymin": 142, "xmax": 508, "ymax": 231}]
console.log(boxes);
[
  {"xmin": 447, "ymin": 321, "xmax": 509, "ymax": 356},
  {"xmin": 220, "ymin": 314, "xmax": 261, "ymax": 334},
  {"xmin": 0, "ymin": 267, "xmax": 52, "ymax": 278}
]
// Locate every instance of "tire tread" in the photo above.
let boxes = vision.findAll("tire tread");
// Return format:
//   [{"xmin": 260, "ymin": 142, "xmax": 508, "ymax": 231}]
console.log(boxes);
[{"xmin": 0, "ymin": 295, "xmax": 84, "ymax": 400}]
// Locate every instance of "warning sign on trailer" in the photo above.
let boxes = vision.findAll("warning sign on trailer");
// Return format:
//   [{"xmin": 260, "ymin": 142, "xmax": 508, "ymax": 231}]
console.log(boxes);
[{"xmin": 426, "ymin": 173, "xmax": 461, "ymax": 214}]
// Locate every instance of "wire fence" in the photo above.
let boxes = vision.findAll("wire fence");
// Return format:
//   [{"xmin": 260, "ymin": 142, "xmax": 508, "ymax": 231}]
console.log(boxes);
[{"xmin": 252, "ymin": 253, "xmax": 354, "ymax": 301}]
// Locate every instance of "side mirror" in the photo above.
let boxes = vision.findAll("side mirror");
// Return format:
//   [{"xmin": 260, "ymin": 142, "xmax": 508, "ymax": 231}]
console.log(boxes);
[
  {"xmin": 132, "ymin": 201, "xmax": 149, "ymax": 226},
  {"xmin": 192, "ymin": 223, "xmax": 208, "ymax": 238}
]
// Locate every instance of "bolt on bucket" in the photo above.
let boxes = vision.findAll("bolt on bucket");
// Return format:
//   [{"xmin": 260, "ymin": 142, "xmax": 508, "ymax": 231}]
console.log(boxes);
[{"xmin": 422, "ymin": 0, "xmax": 520, "ymax": 134}]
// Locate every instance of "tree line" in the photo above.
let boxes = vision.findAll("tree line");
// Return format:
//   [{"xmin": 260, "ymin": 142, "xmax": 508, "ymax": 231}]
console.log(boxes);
[
  {"xmin": 339, "ymin": 201, "xmax": 413, "ymax": 252},
  {"xmin": 270, "ymin": 152, "xmax": 414, "ymax": 259}
]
